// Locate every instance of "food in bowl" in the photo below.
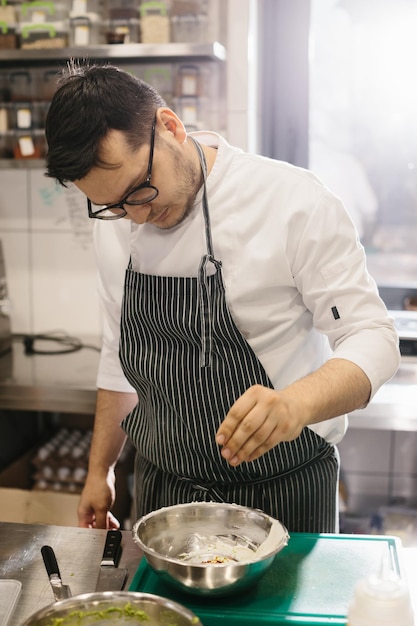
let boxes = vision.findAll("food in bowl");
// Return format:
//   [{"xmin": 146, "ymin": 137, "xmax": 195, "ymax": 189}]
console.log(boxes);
[
  {"xmin": 132, "ymin": 501, "xmax": 289, "ymax": 596},
  {"xmin": 21, "ymin": 592, "xmax": 202, "ymax": 625}
]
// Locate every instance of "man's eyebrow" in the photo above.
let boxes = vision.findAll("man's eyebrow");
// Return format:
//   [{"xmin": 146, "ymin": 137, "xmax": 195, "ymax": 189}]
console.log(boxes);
[
  {"xmin": 93, "ymin": 158, "xmax": 138, "ymax": 201},
  {"xmin": 89, "ymin": 170, "xmax": 146, "ymax": 207}
]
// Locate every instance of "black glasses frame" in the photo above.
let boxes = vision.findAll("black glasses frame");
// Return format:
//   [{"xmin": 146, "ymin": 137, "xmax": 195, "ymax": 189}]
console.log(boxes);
[{"xmin": 87, "ymin": 116, "xmax": 158, "ymax": 220}]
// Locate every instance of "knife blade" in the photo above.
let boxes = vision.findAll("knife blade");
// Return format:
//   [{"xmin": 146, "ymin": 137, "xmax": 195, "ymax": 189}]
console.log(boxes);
[
  {"xmin": 95, "ymin": 529, "xmax": 128, "ymax": 592},
  {"xmin": 41, "ymin": 545, "xmax": 72, "ymax": 601}
]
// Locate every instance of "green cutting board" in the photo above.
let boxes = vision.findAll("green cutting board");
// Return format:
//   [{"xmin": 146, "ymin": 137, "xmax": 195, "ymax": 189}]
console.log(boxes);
[{"xmin": 129, "ymin": 532, "xmax": 403, "ymax": 625}]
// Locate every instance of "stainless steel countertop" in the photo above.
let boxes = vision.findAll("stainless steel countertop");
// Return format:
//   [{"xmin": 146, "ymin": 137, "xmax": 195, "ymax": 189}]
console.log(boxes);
[
  {"xmin": 0, "ymin": 337, "xmax": 100, "ymax": 414},
  {"xmin": 1, "ymin": 336, "xmax": 417, "ymax": 430},
  {"xmin": 0, "ymin": 522, "xmax": 142, "ymax": 625},
  {"xmin": 1, "ymin": 522, "xmax": 416, "ymax": 625}
]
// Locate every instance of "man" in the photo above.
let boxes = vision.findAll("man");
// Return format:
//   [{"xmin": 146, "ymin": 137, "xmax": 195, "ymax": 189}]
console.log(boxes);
[{"xmin": 45, "ymin": 63, "xmax": 400, "ymax": 533}]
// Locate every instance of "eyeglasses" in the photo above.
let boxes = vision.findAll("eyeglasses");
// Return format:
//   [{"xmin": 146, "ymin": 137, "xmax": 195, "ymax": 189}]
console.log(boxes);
[{"xmin": 87, "ymin": 116, "xmax": 159, "ymax": 220}]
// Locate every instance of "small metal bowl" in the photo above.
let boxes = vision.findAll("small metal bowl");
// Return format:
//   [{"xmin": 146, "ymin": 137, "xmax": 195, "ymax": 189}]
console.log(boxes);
[
  {"xmin": 21, "ymin": 591, "xmax": 202, "ymax": 625},
  {"xmin": 132, "ymin": 501, "xmax": 289, "ymax": 596}
]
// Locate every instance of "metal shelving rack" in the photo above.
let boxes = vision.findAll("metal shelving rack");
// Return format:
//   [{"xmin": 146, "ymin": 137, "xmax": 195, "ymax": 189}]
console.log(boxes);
[
  {"xmin": 0, "ymin": 41, "xmax": 226, "ymax": 66},
  {"xmin": 0, "ymin": 41, "xmax": 226, "ymax": 166}
]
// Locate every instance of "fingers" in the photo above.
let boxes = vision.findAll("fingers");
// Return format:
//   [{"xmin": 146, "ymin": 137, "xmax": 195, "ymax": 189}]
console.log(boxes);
[
  {"xmin": 107, "ymin": 512, "xmax": 121, "ymax": 530},
  {"xmin": 218, "ymin": 411, "xmax": 276, "ymax": 466},
  {"xmin": 216, "ymin": 385, "xmax": 301, "ymax": 466},
  {"xmin": 77, "ymin": 479, "xmax": 116, "ymax": 529},
  {"xmin": 78, "ymin": 507, "xmax": 114, "ymax": 529},
  {"xmin": 78, "ymin": 502, "xmax": 108, "ymax": 529}
]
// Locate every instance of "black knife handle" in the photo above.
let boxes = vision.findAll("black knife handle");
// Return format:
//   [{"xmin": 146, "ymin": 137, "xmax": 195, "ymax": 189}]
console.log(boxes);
[
  {"xmin": 41, "ymin": 545, "xmax": 61, "ymax": 578},
  {"xmin": 101, "ymin": 530, "xmax": 122, "ymax": 566}
]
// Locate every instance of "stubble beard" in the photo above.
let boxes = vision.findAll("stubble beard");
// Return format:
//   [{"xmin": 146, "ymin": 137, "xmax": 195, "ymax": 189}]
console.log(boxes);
[{"xmin": 155, "ymin": 142, "xmax": 204, "ymax": 230}]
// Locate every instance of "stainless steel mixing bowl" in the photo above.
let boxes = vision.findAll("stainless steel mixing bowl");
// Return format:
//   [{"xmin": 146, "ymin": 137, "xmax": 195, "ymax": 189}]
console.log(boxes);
[
  {"xmin": 132, "ymin": 501, "xmax": 289, "ymax": 596},
  {"xmin": 21, "ymin": 591, "xmax": 202, "ymax": 625}
]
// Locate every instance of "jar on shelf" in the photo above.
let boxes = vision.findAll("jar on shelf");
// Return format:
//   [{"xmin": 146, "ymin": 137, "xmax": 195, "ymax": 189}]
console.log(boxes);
[
  {"xmin": 143, "ymin": 65, "xmax": 173, "ymax": 107},
  {"xmin": 171, "ymin": 13, "xmax": 207, "ymax": 43},
  {"xmin": 0, "ymin": 106, "xmax": 8, "ymax": 134},
  {"xmin": 0, "ymin": 2, "xmax": 16, "ymax": 26},
  {"xmin": 9, "ymin": 70, "xmax": 34, "ymax": 103},
  {"xmin": 18, "ymin": 0, "xmax": 68, "ymax": 25},
  {"xmin": 0, "ymin": 74, "xmax": 11, "ymax": 103},
  {"xmin": 0, "ymin": 1, "xmax": 17, "ymax": 48},
  {"xmin": 175, "ymin": 64, "xmax": 200, "ymax": 97},
  {"xmin": 41, "ymin": 70, "xmax": 59, "ymax": 101},
  {"xmin": 70, "ymin": 14, "xmax": 101, "ymax": 45},
  {"xmin": 175, "ymin": 95, "xmax": 199, "ymax": 127},
  {"xmin": 18, "ymin": 0, "xmax": 69, "ymax": 48},
  {"xmin": 70, "ymin": 0, "xmax": 101, "ymax": 15},
  {"xmin": 106, "ymin": 17, "xmax": 139, "ymax": 43},
  {"xmin": 139, "ymin": 1, "xmax": 170, "ymax": 44},
  {"xmin": 13, "ymin": 103, "xmax": 34, "ymax": 130},
  {"xmin": 13, "ymin": 133, "xmax": 44, "ymax": 159},
  {"xmin": 0, "ymin": 134, "xmax": 13, "ymax": 159},
  {"xmin": 171, "ymin": 0, "xmax": 203, "ymax": 14},
  {"xmin": 0, "ymin": 24, "xmax": 18, "ymax": 49},
  {"xmin": 105, "ymin": 1, "xmax": 138, "ymax": 22},
  {"xmin": 19, "ymin": 22, "xmax": 68, "ymax": 48}
]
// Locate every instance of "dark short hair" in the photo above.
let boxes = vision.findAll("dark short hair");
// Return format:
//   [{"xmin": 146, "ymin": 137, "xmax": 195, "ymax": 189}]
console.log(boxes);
[{"xmin": 45, "ymin": 61, "xmax": 166, "ymax": 185}]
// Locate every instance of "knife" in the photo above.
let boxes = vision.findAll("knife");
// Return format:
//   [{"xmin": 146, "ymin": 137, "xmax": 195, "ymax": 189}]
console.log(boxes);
[
  {"xmin": 41, "ymin": 545, "xmax": 72, "ymax": 601},
  {"xmin": 95, "ymin": 529, "xmax": 128, "ymax": 592}
]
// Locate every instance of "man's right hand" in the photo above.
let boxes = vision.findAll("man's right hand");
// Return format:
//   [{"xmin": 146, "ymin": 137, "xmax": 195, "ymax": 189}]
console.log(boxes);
[{"xmin": 77, "ymin": 469, "xmax": 120, "ymax": 529}]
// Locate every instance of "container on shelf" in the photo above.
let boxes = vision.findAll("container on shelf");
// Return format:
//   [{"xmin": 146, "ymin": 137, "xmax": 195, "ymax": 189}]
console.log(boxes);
[
  {"xmin": 70, "ymin": 14, "xmax": 101, "ymax": 45},
  {"xmin": 106, "ymin": 16, "xmax": 139, "ymax": 43},
  {"xmin": 143, "ymin": 65, "xmax": 173, "ymax": 107},
  {"xmin": 13, "ymin": 103, "xmax": 34, "ymax": 130},
  {"xmin": 171, "ymin": 13, "xmax": 207, "ymax": 43},
  {"xmin": 0, "ymin": 134, "xmax": 13, "ymax": 158},
  {"xmin": 0, "ymin": 0, "xmax": 17, "ymax": 49},
  {"xmin": 9, "ymin": 70, "xmax": 34, "ymax": 102},
  {"xmin": 0, "ymin": 25, "xmax": 18, "ymax": 49},
  {"xmin": 18, "ymin": 0, "xmax": 69, "ymax": 48},
  {"xmin": 175, "ymin": 95, "xmax": 199, "ymax": 126},
  {"xmin": 139, "ymin": 1, "xmax": 170, "ymax": 44},
  {"xmin": 19, "ymin": 22, "xmax": 68, "ymax": 48},
  {"xmin": 0, "ymin": 2, "xmax": 16, "ymax": 25},
  {"xmin": 12, "ymin": 101, "xmax": 46, "ymax": 131},
  {"xmin": 105, "ymin": 0, "xmax": 138, "ymax": 22},
  {"xmin": 175, "ymin": 64, "xmax": 200, "ymax": 96},
  {"xmin": 171, "ymin": 0, "xmax": 203, "ymax": 15},
  {"xmin": 70, "ymin": 0, "xmax": 101, "ymax": 15},
  {"xmin": 0, "ymin": 106, "xmax": 8, "ymax": 133},
  {"xmin": 41, "ymin": 70, "xmax": 59, "ymax": 100},
  {"xmin": 13, "ymin": 133, "xmax": 45, "ymax": 159},
  {"xmin": 18, "ymin": 0, "xmax": 68, "ymax": 24},
  {"xmin": 0, "ymin": 74, "xmax": 11, "ymax": 102}
]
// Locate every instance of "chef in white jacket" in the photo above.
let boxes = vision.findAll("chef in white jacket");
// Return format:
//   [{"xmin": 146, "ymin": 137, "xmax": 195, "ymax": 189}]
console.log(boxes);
[{"xmin": 44, "ymin": 63, "xmax": 400, "ymax": 533}]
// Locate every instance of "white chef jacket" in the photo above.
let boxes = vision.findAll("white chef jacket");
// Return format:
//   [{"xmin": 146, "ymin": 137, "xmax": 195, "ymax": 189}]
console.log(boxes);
[{"xmin": 93, "ymin": 132, "xmax": 400, "ymax": 444}]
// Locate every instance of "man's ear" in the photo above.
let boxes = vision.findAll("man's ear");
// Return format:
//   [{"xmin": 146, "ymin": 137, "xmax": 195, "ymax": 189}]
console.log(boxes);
[{"xmin": 157, "ymin": 108, "xmax": 187, "ymax": 143}]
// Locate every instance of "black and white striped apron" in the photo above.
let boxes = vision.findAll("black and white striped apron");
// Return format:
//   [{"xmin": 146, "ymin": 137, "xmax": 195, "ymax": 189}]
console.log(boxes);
[{"xmin": 119, "ymin": 138, "xmax": 339, "ymax": 533}]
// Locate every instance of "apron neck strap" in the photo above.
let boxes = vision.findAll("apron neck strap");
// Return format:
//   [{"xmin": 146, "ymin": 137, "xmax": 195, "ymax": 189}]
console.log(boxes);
[{"xmin": 189, "ymin": 136, "xmax": 220, "ymax": 268}]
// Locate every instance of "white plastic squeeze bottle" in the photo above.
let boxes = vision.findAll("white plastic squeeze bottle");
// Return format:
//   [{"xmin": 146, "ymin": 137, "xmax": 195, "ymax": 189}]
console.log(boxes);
[{"xmin": 347, "ymin": 570, "xmax": 414, "ymax": 626}]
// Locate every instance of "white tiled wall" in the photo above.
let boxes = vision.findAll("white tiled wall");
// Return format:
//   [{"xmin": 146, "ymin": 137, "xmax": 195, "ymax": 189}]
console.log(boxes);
[{"xmin": 0, "ymin": 168, "xmax": 100, "ymax": 335}]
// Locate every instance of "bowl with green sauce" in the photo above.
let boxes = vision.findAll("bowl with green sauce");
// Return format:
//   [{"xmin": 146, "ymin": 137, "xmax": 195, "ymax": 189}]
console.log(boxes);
[{"xmin": 21, "ymin": 591, "xmax": 202, "ymax": 626}]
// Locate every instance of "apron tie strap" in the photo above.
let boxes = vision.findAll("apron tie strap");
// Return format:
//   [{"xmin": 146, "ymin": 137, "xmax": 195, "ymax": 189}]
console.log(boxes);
[
  {"xmin": 191, "ymin": 136, "xmax": 223, "ymax": 368},
  {"xmin": 198, "ymin": 254, "xmax": 222, "ymax": 368}
]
